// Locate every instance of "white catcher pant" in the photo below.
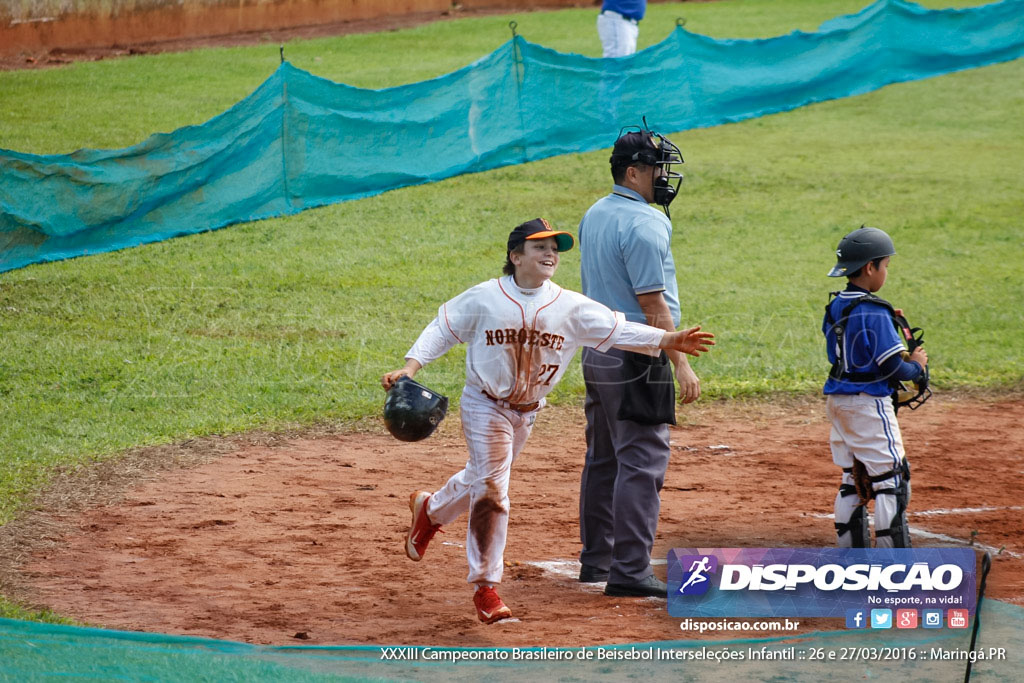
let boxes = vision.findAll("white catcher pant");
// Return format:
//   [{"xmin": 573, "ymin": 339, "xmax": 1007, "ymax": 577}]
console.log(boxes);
[
  {"xmin": 597, "ymin": 11, "xmax": 639, "ymax": 58},
  {"xmin": 827, "ymin": 394, "xmax": 910, "ymax": 548},
  {"xmin": 426, "ymin": 387, "xmax": 536, "ymax": 586}
]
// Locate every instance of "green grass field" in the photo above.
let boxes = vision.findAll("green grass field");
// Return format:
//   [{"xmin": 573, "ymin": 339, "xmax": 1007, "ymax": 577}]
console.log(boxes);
[{"xmin": 1, "ymin": 0, "xmax": 1022, "ymax": 620}]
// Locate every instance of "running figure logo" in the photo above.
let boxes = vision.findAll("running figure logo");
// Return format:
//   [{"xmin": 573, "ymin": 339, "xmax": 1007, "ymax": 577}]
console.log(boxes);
[{"xmin": 677, "ymin": 554, "xmax": 718, "ymax": 596}]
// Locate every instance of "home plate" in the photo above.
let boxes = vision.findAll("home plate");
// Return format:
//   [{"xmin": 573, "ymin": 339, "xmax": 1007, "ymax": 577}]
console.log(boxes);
[{"xmin": 526, "ymin": 559, "xmax": 579, "ymax": 578}]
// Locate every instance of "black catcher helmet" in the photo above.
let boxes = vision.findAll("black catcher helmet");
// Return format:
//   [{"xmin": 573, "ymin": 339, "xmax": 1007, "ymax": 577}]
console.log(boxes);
[
  {"xmin": 609, "ymin": 116, "xmax": 684, "ymax": 216},
  {"xmin": 384, "ymin": 377, "xmax": 449, "ymax": 442},
  {"xmin": 828, "ymin": 226, "xmax": 896, "ymax": 277}
]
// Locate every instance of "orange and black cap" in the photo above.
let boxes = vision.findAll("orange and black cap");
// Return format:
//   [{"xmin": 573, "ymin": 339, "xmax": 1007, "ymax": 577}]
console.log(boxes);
[{"xmin": 506, "ymin": 218, "xmax": 574, "ymax": 254}]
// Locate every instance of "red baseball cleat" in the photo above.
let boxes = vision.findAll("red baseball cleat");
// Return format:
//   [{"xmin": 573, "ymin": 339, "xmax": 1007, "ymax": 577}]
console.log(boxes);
[
  {"xmin": 473, "ymin": 586, "xmax": 512, "ymax": 624},
  {"xmin": 405, "ymin": 491, "xmax": 441, "ymax": 561}
]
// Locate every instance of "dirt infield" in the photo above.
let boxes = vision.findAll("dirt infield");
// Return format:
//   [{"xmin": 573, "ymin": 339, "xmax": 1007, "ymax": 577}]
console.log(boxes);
[{"xmin": 5, "ymin": 393, "xmax": 1022, "ymax": 646}]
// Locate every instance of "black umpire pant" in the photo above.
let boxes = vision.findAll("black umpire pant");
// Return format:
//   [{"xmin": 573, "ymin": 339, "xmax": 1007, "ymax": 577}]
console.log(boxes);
[{"xmin": 579, "ymin": 347, "xmax": 671, "ymax": 585}]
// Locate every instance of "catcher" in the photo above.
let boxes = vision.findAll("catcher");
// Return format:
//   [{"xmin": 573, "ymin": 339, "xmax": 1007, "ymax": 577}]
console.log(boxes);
[
  {"xmin": 823, "ymin": 226, "xmax": 929, "ymax": 548},
  {"xmin": 381, "ymin": 218, "xmax": 714, "ymax": 623}
]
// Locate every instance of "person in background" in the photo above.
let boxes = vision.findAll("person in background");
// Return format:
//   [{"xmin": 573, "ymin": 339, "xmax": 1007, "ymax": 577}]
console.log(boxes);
[{"xmin": 597, "ymin": 0, "xmax": 647, "ymax": 58}]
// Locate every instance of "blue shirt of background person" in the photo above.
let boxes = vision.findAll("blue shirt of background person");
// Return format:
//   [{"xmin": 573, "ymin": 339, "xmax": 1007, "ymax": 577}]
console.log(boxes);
[
  {"xmin": 602, "ymin": 0, "xmax": 647, "ymax": 21},
  {"xmin": 579, "ymin": 184, "xmax": 680, "ymax": 326},
  {"xmin": 822, "ymin": 284, "xmax": 924, "ymax": 397}
]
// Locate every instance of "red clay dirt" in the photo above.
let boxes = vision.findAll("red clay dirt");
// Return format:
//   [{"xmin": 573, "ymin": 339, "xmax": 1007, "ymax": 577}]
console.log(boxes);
[
  {"xmin": 0, "ymin": 1, "xmax": 721, "ymax": 71},
  {"xmin": 1, "ymin": 5, "xmax": 558, "ymax": 71},
  {"xmin": 10, "ymin": 393, "xmax": 1024, "ymax": 646}
]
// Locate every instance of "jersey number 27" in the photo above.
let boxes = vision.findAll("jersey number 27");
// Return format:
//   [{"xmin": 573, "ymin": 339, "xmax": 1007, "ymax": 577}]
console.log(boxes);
[{"xmin": 538, "ymin": 364, "xmax": 559, "ymax": 385}]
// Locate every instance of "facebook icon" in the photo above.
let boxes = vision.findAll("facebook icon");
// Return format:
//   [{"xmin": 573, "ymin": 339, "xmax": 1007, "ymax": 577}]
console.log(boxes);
[{"xmin": 846, "ymin": 609, "xmax": 867, "ymax": 629}]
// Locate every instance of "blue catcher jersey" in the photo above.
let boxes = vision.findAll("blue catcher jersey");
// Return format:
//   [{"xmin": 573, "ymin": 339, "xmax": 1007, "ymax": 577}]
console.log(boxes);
[{"xmin": 823, "ymin": 286, "xmax": 905, "ymax": 397}]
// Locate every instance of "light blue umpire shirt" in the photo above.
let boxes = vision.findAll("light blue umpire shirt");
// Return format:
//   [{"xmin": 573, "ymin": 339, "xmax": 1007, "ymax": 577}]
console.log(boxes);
[{"xmin": 579, "ymin": 184, "xmax": 680, "ymax": 326}]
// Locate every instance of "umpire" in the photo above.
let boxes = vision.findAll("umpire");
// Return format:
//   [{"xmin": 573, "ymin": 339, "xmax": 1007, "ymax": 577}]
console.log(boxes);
[{"xmin": 577, "ymin": 125, "xmax": 696, "ymax": 597}]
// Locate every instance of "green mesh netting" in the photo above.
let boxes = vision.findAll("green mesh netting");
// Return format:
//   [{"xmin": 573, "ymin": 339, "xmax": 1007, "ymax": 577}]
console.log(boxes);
[
  {"xmin": 2, "ymin": 0, "xmax": 1024, "ymax": 273},
  {"xmin": 1, "ymin": 600, "xmax": 1021, "ymax": 681}
]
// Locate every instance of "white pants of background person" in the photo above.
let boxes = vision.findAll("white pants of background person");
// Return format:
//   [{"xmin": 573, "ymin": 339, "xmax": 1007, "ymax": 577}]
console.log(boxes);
[{"xmin": 597, "ymin": 10, "xmax": 639, "ymax": 58}]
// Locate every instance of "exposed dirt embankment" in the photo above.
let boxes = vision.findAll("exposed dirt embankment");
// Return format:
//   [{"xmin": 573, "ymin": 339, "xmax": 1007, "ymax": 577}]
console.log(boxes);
[{"xmin": 1, "ymin": 0, "xmax": 592, "ymax": 67}]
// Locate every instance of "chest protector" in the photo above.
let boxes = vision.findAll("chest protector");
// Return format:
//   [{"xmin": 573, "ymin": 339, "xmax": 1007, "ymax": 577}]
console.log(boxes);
[{"xmin": 825, "ymin": 292, "xmax": 931, "ymax": 413}]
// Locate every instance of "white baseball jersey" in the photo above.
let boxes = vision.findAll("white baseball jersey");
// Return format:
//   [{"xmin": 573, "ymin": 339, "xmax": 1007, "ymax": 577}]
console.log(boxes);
[
  {"xmin": 406, "ymin": 276, "xmax": 665, "ymax": 406},
  {"xmin": 409, "ymin": 274, "xmax": 666, "ymax": 587}
]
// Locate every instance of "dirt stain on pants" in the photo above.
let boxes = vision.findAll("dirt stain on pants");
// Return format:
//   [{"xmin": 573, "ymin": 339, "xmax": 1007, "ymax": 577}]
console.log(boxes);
[{"xmin": 470, "ymin": 479, "xmax": 507, "ymax": 562}]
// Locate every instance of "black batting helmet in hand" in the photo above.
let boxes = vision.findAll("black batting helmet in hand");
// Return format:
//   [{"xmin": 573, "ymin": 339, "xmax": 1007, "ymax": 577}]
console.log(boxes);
[{"xmin": 384, "ymin": 377, "xmax": 449, "ymax": 442}]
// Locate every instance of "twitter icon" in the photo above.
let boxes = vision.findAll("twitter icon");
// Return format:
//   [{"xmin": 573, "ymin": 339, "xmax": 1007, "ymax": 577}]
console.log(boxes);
[{"xmin": 871, "ymin": 609, "xmax": 892, "ymax": 629}]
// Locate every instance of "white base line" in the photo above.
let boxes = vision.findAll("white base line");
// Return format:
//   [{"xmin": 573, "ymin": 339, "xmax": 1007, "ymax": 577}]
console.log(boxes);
[
  {"xmin": 810, "ymin": 512, "xmax": 1020, "ymax": 558},
  {"xmin": 912, "ymin": 506, "xmax": 1024, "ymax": 517},
  {"xmin": 908, "ymin": 529, "xmax": 1020, "ymax": 559}
]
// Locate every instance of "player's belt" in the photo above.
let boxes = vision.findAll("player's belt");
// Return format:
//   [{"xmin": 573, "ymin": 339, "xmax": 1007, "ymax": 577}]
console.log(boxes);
[
  {"xmin": 482, "ymin": 391, "xmax": 540, "ymax": 413},
  {"xmin": 600, "ymin": 9, "xmax": 639, "ymax": 24}
]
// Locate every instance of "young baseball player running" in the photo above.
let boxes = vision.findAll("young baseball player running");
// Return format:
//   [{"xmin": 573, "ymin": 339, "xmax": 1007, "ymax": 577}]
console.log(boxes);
[
  {"xmin": 823, "ymin": 226, "xmax": 928, "ymax": 548},
  {"xmin": 381, "ymin": 218, "xmax": 714, "ymax": 623}
]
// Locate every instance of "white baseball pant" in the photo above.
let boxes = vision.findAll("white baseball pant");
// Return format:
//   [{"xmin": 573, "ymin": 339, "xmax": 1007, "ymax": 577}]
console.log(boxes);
[
  {"xmin": 597, "ymin": 11, "xmax": 639, "ymax": 58},
  {"xmin": 827, "ymin": 393, "xmax": 910, "ymax": 548},
  {"xmin": 425, "ymin": 387, "xmax": 536, "ymax": 585}
]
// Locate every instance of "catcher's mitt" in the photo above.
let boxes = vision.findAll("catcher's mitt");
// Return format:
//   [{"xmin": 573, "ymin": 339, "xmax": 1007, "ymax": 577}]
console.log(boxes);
[
  {"xmin": 850, "ymin": 458, "xmax": 911, "ymax": 506},
  {"xmin": 850, "ymin": 458, "xmax": 874, "ymax": 506},
  {"xmin": 892, "ymin": 312, "xmax": 931, "ymax": 413}
]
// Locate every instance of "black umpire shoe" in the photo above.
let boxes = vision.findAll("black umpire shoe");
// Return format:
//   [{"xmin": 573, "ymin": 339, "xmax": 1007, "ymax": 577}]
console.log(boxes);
[
  {"xmin": 604, "ymin": 574, "xmax": 668, "ymax": 598},
  {"xmin": 579, "ymin": 564, "xmax": 610, "ymax": 583}
]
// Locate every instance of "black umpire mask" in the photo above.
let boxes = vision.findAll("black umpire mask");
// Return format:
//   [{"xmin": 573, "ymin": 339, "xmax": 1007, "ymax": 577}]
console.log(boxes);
[{"xmin": 651, "ymin": 136, "xmax": 684, "ymax": 216}]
